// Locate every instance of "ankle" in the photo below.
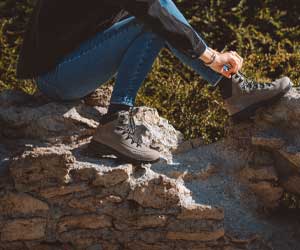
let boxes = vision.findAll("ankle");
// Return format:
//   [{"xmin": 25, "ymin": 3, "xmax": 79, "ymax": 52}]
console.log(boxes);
[{"xmin": 107, "ymin": 103, "xmax": 132, "ymax": 115}]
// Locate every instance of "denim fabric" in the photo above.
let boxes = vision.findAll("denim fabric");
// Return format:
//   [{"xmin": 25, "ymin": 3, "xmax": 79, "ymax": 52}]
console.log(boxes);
[{"xmin": 36, "ymin": 5, "xmax": 222, "ymax": 106}]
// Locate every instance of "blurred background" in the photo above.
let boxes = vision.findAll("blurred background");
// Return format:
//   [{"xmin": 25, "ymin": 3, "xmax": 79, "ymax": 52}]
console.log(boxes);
[{"xmin": 1, "ymin": 0, "xmax": 299, "ymax": 142}]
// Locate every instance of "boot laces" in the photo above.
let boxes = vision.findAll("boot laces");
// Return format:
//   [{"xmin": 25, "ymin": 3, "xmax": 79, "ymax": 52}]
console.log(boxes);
[
  {"xmin": 235, "ymin": 72, "xmax": 274, "ymax": 93},
  {"xmin": 117, "ymin": 107, "xmax": 143, "ymax": 147}
]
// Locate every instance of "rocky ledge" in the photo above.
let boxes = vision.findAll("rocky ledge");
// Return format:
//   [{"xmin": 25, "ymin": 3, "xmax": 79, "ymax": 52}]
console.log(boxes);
[{"xmin": 0, "ymin": 88, "xmax": 300, "ymax": 250}]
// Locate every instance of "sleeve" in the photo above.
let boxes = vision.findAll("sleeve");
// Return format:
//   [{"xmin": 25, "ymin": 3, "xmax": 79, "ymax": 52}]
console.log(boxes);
[{"xmin": 106, "ymin": 0, "xmax": 208, "ymax": 58}]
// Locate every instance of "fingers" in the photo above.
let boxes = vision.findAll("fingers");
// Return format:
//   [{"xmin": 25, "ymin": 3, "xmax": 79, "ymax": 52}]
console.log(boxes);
[
  {"xmin": 220, "ymin": 66, "xmax": 232, "ymax": 78},
  {"xmin": 206, "ymin": 50, "xmax": 244, "ymax": 78},
  {"xmin": 227, "ymin": 58, "xmax": 238, "ymax": 75},
  {"xmin": 230, "ymin": 51, "xmax": 243, "ymax": 70}
]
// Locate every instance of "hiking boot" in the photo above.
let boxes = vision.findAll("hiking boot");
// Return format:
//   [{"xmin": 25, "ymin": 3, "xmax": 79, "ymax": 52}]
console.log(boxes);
[
  {"xmin": 90, "ymin": 108, "xmax": 161, "ymax": 163},
  {"xmin": 219, "ymin": 72, "xmax": 292, "ymax": 122}
]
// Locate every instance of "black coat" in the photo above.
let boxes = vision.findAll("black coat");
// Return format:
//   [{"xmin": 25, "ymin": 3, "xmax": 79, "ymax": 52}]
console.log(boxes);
[{"xmin": 16, "ymin": 0, "xmax": 207, "ymax": 79}]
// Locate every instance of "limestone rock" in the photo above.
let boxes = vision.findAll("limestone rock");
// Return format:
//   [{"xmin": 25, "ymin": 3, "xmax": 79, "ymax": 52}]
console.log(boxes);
[
  {"xmin": 39, "ymin": 183, "xmax": 89, "ymax": 199},
  {"xmin": 178, "ymin": 204, "xmax": 224, "ymax": 220},
  {"xmin": 9, "ymin": 146, "xmax": 74, "ymax": 191},
  {"xmin": 0, "ymin": 192, "xmax": 49, "ymax": 216},
  {"xmin": 133, "ymin": 106, "xmax": 184, "ymax": 161},
  {"xmin": 57, "ymin": 214, "xmax": 112, "ymax": 233},
  {"xmin": 166, "ymin": 230, "xmax": 224, "ymax": 241},
  {"xmin": 128, "ymin": 174, "xmax": 190, "ymax": 209},
  {"xmin": 1, "ymin": 88, "xmax": 300, "ymax": 250},
  {"xmin": 279, "ymin": 146, "xmax": 300, "ymax": 170},
  {"xmin": 249, "ymin": 182, "xmax": 284, "ymax": 209},
  {"xmin": 92, "ymin": 164, "xmax": 132, "ymax": 187},
  {"xmin": 83, "ymin": 85, "xmax": 113, "ymax": 107},
  {"xmin": 1, "ymin": 218, "xmax": 46, "ymax": 241}
]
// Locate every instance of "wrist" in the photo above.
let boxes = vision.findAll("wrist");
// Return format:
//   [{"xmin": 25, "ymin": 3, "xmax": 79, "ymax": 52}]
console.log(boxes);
[{"xmin": 199, "ymin": 47, "xmax": 216, "ymax": 64}]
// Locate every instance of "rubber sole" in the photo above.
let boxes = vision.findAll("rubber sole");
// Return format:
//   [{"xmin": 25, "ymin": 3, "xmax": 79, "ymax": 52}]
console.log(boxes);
[
  {"xmin": 88, "ymin": 140, "xmax": 160, "ymax": 164},
  {"xmin": 230, "ymin": 84, "xmax": 291, "ymax": 123}
]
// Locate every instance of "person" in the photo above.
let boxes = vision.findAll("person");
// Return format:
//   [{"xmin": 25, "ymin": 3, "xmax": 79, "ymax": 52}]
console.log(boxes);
[{"xmin": 16, "ymin": 0, "xmax": 292, "ymax": 163}]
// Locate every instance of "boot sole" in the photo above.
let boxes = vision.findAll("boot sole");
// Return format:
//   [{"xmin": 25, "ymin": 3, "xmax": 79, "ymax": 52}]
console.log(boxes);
[
  {"xmin": 230, "ymin": 83, "xmax": 292, "ymax": 123},
  {"xmin": 88, "ymin": 140, "xmax": 160, "ymax": 164}
]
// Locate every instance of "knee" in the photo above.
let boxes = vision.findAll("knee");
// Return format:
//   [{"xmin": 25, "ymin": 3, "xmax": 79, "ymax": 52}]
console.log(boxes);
[{"xmin": 36, "ymin": 77, "xmax": 82, "ymax": 102}]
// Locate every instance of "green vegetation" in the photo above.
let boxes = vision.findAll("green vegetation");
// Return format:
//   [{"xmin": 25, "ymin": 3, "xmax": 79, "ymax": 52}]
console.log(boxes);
[{"xmin": 1, "ymin": 0, "xmax": 300, "ymax": 141}]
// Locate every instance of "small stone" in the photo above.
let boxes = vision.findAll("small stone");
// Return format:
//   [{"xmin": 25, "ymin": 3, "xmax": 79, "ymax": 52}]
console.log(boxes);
[
  {"xmin": 0, "ymin": 192, "xmax": 49, "ymax": 216},
  {"xmin": 9, "ymin": 147, "xmax": 74, "ymax": 192},
  {"xmin": 39, "ymin": 184, "xmax": 89, "ymax": 199},
  {"xmin": 128, "ymin": 176, "xmax": 183, "ymax": 209},
  {"xmin": 178, "ymin": 204, "xmax": 224, "ymax": 220},
  {"xmin": 279, "ymin": 146, "xmax": 300, "ymax": 170},
  {"xmin": 252, "ymin": 135, "xmax": 285, "ymax": 149},
  {"xmin": 68, "ymin": 195, "xmax": 122, "ymax": 212},
  {"xmin": 281, "ymin": 175, "xmax": 300, "ymax": 195},
  {"xmin": 1, "ymin": 218, "xmax": 46, "ymax": 241},
  {"xmin": 57, "ymin": 214, "xmax": 112, "ymax": 233},
  {"xmin": 240, "ymin": 166, "xmax": 278, "ymax": 182},
  {"xmin": 83, "ymin": 85, "xmax": 113, "ymax": 107},
  {"xmin": 92, "ymin": 165, "xmax": 132, "ymax": 187},
  {"xmin": 249, "ymin": 182, "xmax": 283, "ymax": 208},
  {"xmin": 135, "ymin": 215, "xmax": 167, "ymax": 228},
  {"xmin": 166, "ymin": 229, "xmax": 224, "ymax": 241}
]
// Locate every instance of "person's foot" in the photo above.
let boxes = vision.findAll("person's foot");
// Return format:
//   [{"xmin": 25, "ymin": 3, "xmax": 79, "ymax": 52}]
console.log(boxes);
[
  {"xmin": 90, "ymin": 108, "xmax": 161, "ymax": 163},
  {"xmin": 219, "ymin": 72, "xmax": 292, "ymax": 122}
]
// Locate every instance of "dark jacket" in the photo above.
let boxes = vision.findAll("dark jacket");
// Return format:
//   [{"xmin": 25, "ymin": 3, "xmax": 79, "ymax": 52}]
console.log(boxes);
[{"xmin": 16, "ymin": 0, "xmax": 208, "ymax": 79}]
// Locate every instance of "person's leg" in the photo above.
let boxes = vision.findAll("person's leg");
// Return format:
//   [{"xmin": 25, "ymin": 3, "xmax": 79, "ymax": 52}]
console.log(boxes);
[
  {"xmin": 110, "ymin": 32, "xmax": 164, "ymax": 107},
  {"xmin": 36, "ymin": 0, "xmax": 222, "ymax": 106},
  {"xmin": 36, "ymin": 17, "xmax": 146, "ymax": 101}
]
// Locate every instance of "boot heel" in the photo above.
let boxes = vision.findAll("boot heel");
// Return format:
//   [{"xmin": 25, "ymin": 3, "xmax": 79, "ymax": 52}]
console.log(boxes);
[{"xmin": 88, "ymin": 140, "xmax": 115, "ymax": 156}]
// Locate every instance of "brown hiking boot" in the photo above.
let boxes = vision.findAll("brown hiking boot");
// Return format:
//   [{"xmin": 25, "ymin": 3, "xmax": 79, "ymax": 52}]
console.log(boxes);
[
  {"xmin": 91, "ymin": 108, "xmax": 161, "ymax": 163},
  {"xmin": 219, "ymin": 72, "xmax": 292, "ymax": 122}
]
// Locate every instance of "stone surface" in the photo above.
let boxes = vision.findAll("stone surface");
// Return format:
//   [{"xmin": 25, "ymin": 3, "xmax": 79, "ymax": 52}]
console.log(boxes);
[
  {"xmin": 92, "ymin": 165, "xmax": 132, "ymax": 187},
  {"xmin": 1, "ymin": 218, "xmax": 46, "ymax": 241},
  {"xmin": 9, "ymin": 146, "xmax": 75, "ymax": 192},
  {"xmin": 1, "ymin": 88, "xmax": 300, "ymax": 250},
  {"xmin": 0, "ymin": 192, "xmax": 49, "ymax": 216},
  {"xmin": 57, "ymin": 214, "xmax": 112, "ymax": 233},
  {"xmin": 84, "ymin": 85, "xmax": 113, "ymax": 108}
]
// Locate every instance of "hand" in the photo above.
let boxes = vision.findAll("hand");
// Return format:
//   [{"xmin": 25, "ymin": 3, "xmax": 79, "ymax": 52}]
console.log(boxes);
[{"xmin": 200, "ymin": 49, "xmax": 243, "ymax": 78}]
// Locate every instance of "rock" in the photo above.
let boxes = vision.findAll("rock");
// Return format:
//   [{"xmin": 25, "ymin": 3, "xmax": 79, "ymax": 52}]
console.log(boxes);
[
  {"xmin": 133, "ymin": 106, "xmax": 184, "ymax": 161},
  {"xmin": 39, "ymin": 183, "xmax": 89, "ymax": 199},
  {"xmin": 1, "ymin": 218, "xmax": 46, "ymax": 241},
  {"xmin": 1, "ymin": 88, "xmax": 300, "ymax": 250},
  {"xmin": 0, "ymin": 100, "xmax": 100, "ymax": 142},
  {"xmin": 252, "ymin": 133, "xmax": 285, "ymax": 149},
  {"xmin": 166, "ymin": 229, "xmax": 224, "ymax": 241},
  {"xmin": 114, "ymin": 214, "xmax": 168, "ymax": 230},
  {"xmin": 83, "ymin": 85, "xmax": 113, "ymax": 107},
  {"xmin": 281, "ymin": 175, "xmax": 300, "ymax": 195},
  {"xmin": 128, "ymin": 173, "xmax": 190, "ymax": 209},
  {"xmin": 249, "ymin": 182, "xmax": 284, "ymax": 209},
  {"xmin": 0, "ymin": 90, "xmax": 33, "ymax": 108},
  {"xmin": 178, "ymin": 204, "xmax": 224, "ymax": 220},
  {"xmin": 57, "ymin": 214, "xmax": 112, "ymax": 233},
  {"xmin": 240, "ymin": 166, "xmax": 278, "ymax": 182},
  {"xmin": 92, "ymin": 164, "xmax": 132, "ymax": 187},
  {"xmin": 9, "ymin": 147, "xmax": 74, "ymax": 191},
  {"xmin": 0, "ymin": 192, "xmax": 49, "ymax": 216},
  {"xmin": 68, "ymin": 195, "xmax": 123, "ymax": 212},
  {"xmin": 279, "ymin": 146, "xmax": 300, "ymax": 170}
]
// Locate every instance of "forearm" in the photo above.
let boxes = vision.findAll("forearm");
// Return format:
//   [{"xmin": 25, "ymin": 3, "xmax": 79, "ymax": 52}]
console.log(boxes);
[
  {"xmin": 106, "ymin": 0, "xmax": 208, "ymax": 58},
  {"xmin": 199, "ymin": 47, "xmax": 217, "ymax": 64}
]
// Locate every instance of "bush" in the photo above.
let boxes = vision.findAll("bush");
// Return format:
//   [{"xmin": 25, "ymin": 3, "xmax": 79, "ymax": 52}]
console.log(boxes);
[{"xmin": 1, "ymin": 0, "xmax": 299, "ymax": 141}]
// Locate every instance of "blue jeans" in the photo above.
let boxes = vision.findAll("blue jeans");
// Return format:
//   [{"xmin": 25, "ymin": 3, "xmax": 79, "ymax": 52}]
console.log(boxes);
[{"xmin": 36, "ymin": 3, "xmax": 222, "ymax": 106}]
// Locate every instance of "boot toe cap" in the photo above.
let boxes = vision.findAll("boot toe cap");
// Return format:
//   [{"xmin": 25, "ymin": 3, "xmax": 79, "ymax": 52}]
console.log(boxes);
[{"xmin": 278, "ymin": 76, "xmax": 293, "ymax": 88}]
